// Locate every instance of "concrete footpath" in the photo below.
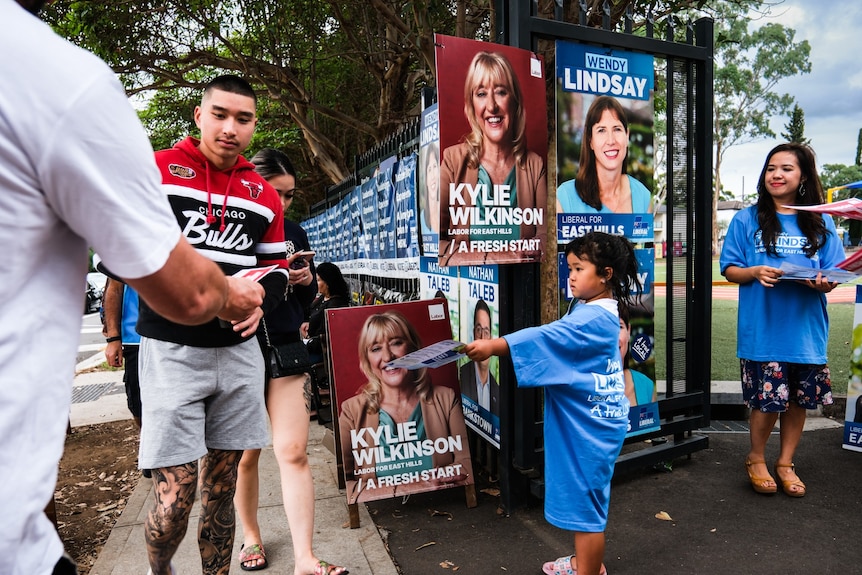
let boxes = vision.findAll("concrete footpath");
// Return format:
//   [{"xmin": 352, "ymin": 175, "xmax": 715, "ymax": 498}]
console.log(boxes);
[
  {"xmin": 71, "ymin": 354, "xmax": 398, "ymax": 575},
  {"xmin": 70, "ymin": 351, "xmax": 860, "ymax": 575}
]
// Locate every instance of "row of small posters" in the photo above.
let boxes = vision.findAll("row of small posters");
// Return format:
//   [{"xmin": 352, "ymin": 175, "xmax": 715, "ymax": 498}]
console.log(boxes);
[{"xmin": 306, "ymin": 35, "xmax": 666, "ymax": 505}]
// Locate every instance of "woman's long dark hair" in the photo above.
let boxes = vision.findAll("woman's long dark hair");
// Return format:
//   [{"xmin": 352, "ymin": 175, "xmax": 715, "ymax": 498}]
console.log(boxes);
[{"xmin": 755, "ymin": 142, "xmax": 828, "ymax": 258}]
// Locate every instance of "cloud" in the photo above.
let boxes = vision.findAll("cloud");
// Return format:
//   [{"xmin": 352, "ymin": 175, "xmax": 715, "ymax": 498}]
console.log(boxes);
[{"xmin": 722, "ymin": 0, "xmax": 862, "ymax": 193}]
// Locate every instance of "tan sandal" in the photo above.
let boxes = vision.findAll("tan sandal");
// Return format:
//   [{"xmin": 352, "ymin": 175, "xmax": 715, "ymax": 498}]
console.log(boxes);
[
  {"xmin": 744, "ymin": 458, "xmax": 777, "ymax": 494},
  {"xmin": 774, "ymin": 463, "xmax": 806, "ymax": 497}
]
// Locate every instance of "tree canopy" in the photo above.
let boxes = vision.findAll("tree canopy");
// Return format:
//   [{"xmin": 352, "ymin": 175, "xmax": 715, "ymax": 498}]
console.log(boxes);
[
  {"xmin": 44, "ymin": 0, "xmax": 763, "ymax": 208},
  {"xmin": 780, "ymin": 104, "xmax": 810, "ymax": 145},
  {"xmin": 708, "ymin": 1, "xmax": 811, "ymax": 252}
]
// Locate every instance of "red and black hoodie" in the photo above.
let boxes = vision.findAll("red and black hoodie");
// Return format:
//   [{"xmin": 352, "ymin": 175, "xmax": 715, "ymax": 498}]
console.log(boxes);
[{"xmin": 137, "ymin": 136, "xmax": 289, "ymax": 347}]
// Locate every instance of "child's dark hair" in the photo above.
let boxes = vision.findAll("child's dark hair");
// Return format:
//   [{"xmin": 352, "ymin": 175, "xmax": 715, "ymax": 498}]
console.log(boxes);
[{"xmin": 565, "ymin": 232, "xmax": 642, "ymax": 311}]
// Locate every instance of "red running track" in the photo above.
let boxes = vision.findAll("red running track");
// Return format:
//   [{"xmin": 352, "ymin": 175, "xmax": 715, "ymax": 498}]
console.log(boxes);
[{"xmin": 654, "ymin": 283, "xmax": 857, "ymax": 304}]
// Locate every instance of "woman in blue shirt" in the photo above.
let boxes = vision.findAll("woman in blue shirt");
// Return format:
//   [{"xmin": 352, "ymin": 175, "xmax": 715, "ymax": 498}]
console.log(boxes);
[{"xmin": 720, "ymin": 142, "xmax": 843, "ymax": 498}]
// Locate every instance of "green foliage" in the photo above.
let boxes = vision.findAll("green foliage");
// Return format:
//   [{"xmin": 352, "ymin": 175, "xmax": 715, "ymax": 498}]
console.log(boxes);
[
  {"xmin": 712, "ymin": 17, "xmax": 810, "ymax": 156},
  {"xmin": 821, "ymin": 163, "xmax": 862, "ymax": 198},
  {"xmin": 856, "ymin": 128, "xmax": 862, "ymax": 166},
  {"xmin": 41, "ymin": 0, "xmax": 773, "ymax": 207},
  {"xmin": 41, "ymin": 0, "xmax": 462, "ymax": 203},
  {"xmin": 780, "ymin": 104, "xmax": 810, "ymax": 145},
  {"xmin": 705, "ymin": 2, "xmax": 812, "ymax": 252},
  {"xmin": 654, "ymin": 290, "xmax": 853, "ymax": 393}
]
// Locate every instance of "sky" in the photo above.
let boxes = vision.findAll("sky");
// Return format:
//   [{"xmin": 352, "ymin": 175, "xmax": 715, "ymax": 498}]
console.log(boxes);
[{"xmin": 720, "ymin": 0, "xmax": 862, "ymax": 200}]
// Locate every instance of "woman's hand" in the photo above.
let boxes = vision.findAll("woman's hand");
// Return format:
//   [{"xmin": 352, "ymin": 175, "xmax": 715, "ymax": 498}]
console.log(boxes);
[
  {"xmin": 287, "ymin": 253, "xmax": 314, "ymax": 287},
  {"xmin": 751, "ymin": 265, "xmax": 783, "ymax": 288},
  {"xmin": 299, "ymin": 321, "xmax": 309, "ymax": 339},
  {"xmin": 799, "ymin": 272, "xmax": 837, "ymax": 293}
]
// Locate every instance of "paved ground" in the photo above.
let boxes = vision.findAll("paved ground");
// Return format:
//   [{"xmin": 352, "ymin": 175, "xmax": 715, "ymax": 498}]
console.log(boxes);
[
  {"xmin": 364, "ymin": 417, "xmax": 859, "ymax": 575},
  {"xmin": 71, "ymin": 348, "xmax": 859, "ymax": 575}
]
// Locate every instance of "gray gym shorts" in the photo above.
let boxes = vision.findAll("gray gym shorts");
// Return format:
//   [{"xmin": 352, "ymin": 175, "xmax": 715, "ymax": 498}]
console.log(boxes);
[{"xmin": 138, "ymin": 336, "xmax": 270, "ymax": 469}]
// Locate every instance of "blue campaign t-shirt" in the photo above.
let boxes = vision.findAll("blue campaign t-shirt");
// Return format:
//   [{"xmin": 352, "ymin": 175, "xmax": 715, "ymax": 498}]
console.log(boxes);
[
  {"xmin": 121, "ymin": 284, "xmax": 141, "ymax": 345},
  {"xmin": 504, "ymin": 299, "xmax": 628, "ymax": 532},
  {"xmin": 719, "ymin": 206, "xmax": 845, "ymax": 363}
]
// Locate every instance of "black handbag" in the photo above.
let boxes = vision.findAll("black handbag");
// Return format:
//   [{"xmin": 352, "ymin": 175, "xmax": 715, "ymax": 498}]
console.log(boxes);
[{"xmin": 261, "ymin": 319, "xmax": 312, "ymax": 378}]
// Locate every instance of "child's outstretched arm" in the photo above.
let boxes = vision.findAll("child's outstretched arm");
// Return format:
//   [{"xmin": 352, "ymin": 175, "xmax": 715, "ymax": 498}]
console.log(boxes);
[{"xmin": 464, "ymin": 337, "xmax": 509, "ymax": 362}]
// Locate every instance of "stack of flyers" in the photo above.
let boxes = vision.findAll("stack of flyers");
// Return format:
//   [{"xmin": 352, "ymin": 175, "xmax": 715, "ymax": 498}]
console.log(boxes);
[{"xmin": 385, "ymin": 340, "xmax": 466, "ymax": 370}]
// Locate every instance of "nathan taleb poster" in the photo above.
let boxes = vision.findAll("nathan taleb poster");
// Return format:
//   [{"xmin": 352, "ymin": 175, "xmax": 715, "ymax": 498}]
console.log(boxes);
[
  {"xmin": 327, "ymin": 300, "xmax": 475, "ymax": 504},
  {"xmin": 434, "ymin": 34, "xmax": 548, "ymax": 266},
  {"xmin": 419, "ymin": 256, "xmax": 460, "ymax": 340},
  {"xmin": 458, "ymin": 264, "xmax": 501, "ymax": 447}
]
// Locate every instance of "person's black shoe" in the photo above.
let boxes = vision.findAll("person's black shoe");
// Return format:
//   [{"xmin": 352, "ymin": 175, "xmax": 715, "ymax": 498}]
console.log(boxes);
[{"xmin": 52, "ymin": 552, "xmax": 78, "ymax": 575}]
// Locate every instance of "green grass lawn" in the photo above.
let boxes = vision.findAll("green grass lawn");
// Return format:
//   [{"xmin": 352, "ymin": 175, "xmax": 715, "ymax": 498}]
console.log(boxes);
[{"xmin": 654, "ymin": 296, "xmax": 854, "ymax": 394}]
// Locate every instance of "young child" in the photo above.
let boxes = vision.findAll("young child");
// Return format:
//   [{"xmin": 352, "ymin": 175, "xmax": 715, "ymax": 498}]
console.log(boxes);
[{"xmin": 465, "ymin": 231, "xmax": 642, "ymax": 575}]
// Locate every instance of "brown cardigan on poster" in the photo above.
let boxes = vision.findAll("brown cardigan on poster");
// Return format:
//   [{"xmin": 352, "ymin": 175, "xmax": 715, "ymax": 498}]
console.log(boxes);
[
  {"xmin": 438, "ymin": 141, "xmax": 547, "ymax": 266},
  {"xmin": 338, "ymin": 384, "xmax": 474, "ymax": 504}
]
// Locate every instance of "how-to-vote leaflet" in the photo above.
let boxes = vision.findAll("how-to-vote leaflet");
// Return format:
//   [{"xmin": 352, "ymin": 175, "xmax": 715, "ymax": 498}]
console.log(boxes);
[
  {"xmin": 434, "ymin": 35, "xmax": 548, "ymax": 266},
  {"xmin": 555, "ymin": 41, "xmax": 659, "ymax": 437},
  {"xmin": 327, "ymin": 300, "xmax": 474, "ymax": 504}
]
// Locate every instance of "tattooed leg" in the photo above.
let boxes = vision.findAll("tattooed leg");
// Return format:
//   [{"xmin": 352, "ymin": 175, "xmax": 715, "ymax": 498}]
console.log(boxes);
[
  {"xmin": 198, "ymin": 449, "xmax": 242, "ymax": 575},
  {"xmin": 303, "ymin": 372, "xmax": 313, "ymax": 414},
  {"xmin": 144, "ymin": 463, "xmax": 198, "ymax": 575}
]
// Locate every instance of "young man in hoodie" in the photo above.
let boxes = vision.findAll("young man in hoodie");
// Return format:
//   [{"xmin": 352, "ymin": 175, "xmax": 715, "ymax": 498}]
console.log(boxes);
[{"xmin": 137, "ymin": 74, "xmax": 291, "ymax": 575}]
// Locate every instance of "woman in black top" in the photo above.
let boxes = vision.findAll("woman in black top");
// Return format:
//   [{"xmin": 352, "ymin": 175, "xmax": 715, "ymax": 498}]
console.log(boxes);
[{"xmin": 303, "ymin": 262, "xmax": 351, "ymax": 364}]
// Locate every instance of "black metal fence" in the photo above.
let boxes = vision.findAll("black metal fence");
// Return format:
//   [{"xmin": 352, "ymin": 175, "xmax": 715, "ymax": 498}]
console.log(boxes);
[{"xmin": 306, "ymin": 1, "xmax": 714, "ymax": 513}]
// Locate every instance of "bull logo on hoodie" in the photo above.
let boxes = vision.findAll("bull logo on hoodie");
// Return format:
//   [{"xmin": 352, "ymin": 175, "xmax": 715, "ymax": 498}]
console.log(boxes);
[{"xmin": 242, "ymin": 179, "xmax": 264, "ymax": 199}]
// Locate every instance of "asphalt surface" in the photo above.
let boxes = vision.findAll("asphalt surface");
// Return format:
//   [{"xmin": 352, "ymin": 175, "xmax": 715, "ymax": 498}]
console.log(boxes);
[
  {"xmin": 367, "ymin": 421, "xmax": 860, "ymax": 575},
  {"xmin": 71, "ymin": 338, "xmax": 861, "ymax": 575}
]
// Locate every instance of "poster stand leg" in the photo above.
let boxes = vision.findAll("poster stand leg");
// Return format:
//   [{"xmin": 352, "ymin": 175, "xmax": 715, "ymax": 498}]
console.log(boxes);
[
  {"xmin": 348, "ymin": 502, "xmax": 361, "ymax": 529},
  {"xmin": 464, "ymin": 483, "xmax": 478, "ymax": 508}
]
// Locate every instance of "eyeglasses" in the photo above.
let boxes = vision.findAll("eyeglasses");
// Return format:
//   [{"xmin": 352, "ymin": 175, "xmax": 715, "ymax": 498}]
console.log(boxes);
[{"xmin": 473, "ymin": 325, "xmax": 491, "ymax": 338}]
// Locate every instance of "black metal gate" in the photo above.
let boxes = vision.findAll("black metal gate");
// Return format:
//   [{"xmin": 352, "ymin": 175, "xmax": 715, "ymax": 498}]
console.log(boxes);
[
  {"xmin": 495, "ymin": 1, "xmax": 714, "ymax": 511},
  {"xmin": 306, "ymin": 1, "xmax": 715, "ymax": 514}
]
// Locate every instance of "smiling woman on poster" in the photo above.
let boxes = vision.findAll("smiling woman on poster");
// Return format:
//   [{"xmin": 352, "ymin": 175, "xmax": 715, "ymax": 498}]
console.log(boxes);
[
  {"xmin": 419, "ymin": 141, "xmax": 441, "ymax": 236},
  {"xmin": 338, "ymin": 311, "xmax": 472, "ymax": 503},
  {"xmin": 439, "ymin": 51, "xmax": 547, "ymax": 265},
  {"xmin": 556, "ymin": 95, "xmax": 652, "ymax": 214}
]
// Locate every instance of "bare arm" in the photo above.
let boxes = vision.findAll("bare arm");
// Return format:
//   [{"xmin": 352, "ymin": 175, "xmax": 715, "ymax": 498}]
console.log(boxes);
[
  {"xmin": 125, "ymin": 237, "xmax": 264, "ymax": 325},
  {"xmin": 102, "ymin": 278, "xmax": 124, "ymax": 367},
  {"xmin": 464, "ymin": 337, "xmax": 510, "ymax": 362},
  {"xmin": 723, "ymin": 264, "xmax": 783, "ymax": 288}
]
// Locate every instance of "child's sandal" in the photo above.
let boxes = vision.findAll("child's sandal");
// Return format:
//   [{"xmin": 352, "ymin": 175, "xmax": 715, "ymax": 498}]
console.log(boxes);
[{"xmin": 541, "ymin": 555, "xmax": 607, "ymax": 575}]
